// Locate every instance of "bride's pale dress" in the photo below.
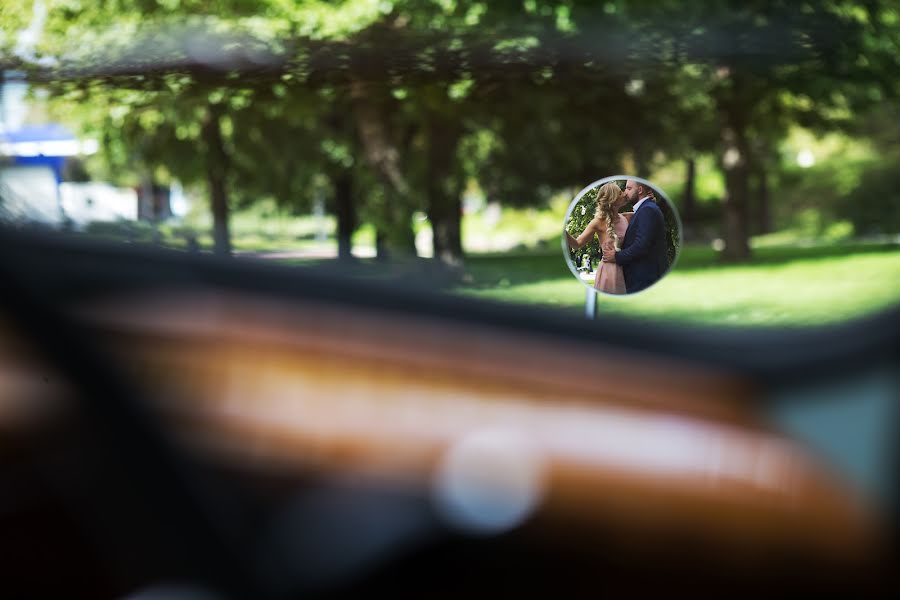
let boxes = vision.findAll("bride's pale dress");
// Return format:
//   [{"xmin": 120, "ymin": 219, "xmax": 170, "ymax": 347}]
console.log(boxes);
[{"xmin": 594, "ymin": 214, "xmax": 628, "ymax": 294}]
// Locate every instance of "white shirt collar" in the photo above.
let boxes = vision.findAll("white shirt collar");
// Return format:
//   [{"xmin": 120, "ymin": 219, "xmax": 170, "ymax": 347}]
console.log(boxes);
[{"xmin": 632, "ymin": 196, "xmax": 652, "ymax": 212}]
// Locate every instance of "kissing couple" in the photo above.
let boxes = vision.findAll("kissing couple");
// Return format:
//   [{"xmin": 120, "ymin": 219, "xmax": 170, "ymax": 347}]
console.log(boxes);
[{"xmin": 566, "ymin": 179, "xmax": 669, "ymax": 295}]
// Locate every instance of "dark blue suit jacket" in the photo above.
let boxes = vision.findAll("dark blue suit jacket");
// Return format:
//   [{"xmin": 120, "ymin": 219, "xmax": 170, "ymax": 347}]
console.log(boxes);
[{"xmin": 615, "ymin": 199, "xmax": 669, "ymax": 293}]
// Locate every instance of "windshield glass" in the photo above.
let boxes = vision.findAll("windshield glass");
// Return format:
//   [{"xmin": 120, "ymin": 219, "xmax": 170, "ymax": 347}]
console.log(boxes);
[
  {"xmin": 1, "ymin": 1, "xmax": 898, "ymax": 328},
  {"xmin": 2, "ymin": 4, "xmax": 899, "ymax": 598}
]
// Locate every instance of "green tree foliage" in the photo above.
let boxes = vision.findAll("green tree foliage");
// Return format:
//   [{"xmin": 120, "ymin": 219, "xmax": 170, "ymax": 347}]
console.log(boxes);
[
  {"xmin": 2, "ymin": 0, "xmax": 897, "ymax": 266},
  {"xmin": 566, "ymin": 178, "xmax": 680, "ymax": 273},
  {"xmin": 620, "ymin": 0, "xmax": 900, "ymax": 259},
  {"xmin": 565, "ymin": 185, "xmax": 603, "ymax": 272},
  {"xmin": 838, "ymin": 162, "xmax": 900, "ymax": 235}
]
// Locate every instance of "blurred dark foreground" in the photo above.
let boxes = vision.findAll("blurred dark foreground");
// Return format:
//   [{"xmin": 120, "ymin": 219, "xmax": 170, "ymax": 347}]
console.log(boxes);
[{"xmin": 0, "ymin": 229, "xmax": 897, "ymax": 599}]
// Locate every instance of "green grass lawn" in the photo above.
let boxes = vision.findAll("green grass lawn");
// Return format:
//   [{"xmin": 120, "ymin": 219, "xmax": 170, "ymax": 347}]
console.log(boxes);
[
  {"xmin": 454, "ymin": 242, "xmax": 900, "ymax": 327},
  {"xmin": 81, "ymin": 208, "xmax": 899, "ymax": 328}
]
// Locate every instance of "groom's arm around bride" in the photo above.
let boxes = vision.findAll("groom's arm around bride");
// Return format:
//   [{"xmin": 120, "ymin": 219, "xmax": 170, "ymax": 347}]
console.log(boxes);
[{"xmin": 602, "ymin": 199, "xmax": 668, "ymax": 294}]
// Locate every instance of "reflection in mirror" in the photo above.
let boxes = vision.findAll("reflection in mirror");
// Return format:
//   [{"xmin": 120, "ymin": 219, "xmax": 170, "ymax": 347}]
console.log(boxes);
[{"xmin": 564, "ymin": 176, "xmax": 681, "ymax": 296}]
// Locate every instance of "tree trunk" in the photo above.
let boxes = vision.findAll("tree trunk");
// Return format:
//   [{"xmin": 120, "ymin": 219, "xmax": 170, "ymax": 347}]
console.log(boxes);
[
  {"xmin": 334, "ymin": 171, "xmax": 356, "ymax": 261},
  {"xmin": 397, "ymin": 212, "xmax": 417, "ymax": 255},
  {"xmin": 682, "ymin": 157, "xmax": 697, "ymax": 241},
  {"xmin": 375, "ymin": 229, "xmax": 388, "ymax": 262},
  {"xmin": 426, "ymin": 112, "xmax": 464, "ymax": 270},
  {"xmin": 630, "ymin": 112, "xmax": 650, "ymax": 178},
  {"xmin": 429, "ymin": 190, "xmax": 463, "ymax": 269},
  {"xmin": 756, "ymin": 163, "xmax": 771, "ymax": 235},
  {"xmin": 719, "ymin": 132, "xmax": 751, "ymax": 260},
  {"xmin": 348, "ymin": 81, "xmax": 417, "ymax": 259},
  {"xmin": 716, "ymin": 86, "xmax": 752, "ymax": 261},
  {"xmin": 634, "ymin": 145, "xmax": 649, "ymax": 179},
  {"xmin": 203, "ymin": 104, "xmax": 231, "ymax": 257}
]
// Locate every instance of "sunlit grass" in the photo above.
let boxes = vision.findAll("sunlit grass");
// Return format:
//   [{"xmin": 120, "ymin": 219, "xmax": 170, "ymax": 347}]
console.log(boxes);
[
  {"xmin": 81, "ymin": 204, "xmax": 899, "ymax": 328},
  {"xmin": 456, "ymin": 243, "xmax": 900, "ymax": 327}
]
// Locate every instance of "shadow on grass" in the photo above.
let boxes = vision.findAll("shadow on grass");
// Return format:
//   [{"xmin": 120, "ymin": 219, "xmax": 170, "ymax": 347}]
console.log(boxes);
[
  {"xmin": 261, "ymin": 240, "xmax": 898, "ymax": 292},
  {"xmin": 271, "ymin": 256, "xmax": 480, "ymax": 290},
  {"xmin": 459, "ymin": 253, "xmax": 571, "ymax": 289},
  {"xmin": 461, "ymin": 240, "xmax": 899, "ymax": 289},
  {"xmin": 675, "ymin": 241, "xmax": 899, "ymax": 271}
]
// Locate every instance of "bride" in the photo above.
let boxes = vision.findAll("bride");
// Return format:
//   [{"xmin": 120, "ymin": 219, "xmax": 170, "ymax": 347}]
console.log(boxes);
[{"xmin": 565, "ymin": 181, "xmax": 631, "ymax": 295}]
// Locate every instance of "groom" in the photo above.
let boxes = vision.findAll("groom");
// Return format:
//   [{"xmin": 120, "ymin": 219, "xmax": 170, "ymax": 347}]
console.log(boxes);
[{"xmin": 601, "ymin": 179, "xmax": 668, "ymax": 294}]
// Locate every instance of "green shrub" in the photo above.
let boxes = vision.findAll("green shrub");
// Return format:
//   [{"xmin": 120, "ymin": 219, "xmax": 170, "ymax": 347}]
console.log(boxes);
[
  {"xmin": 84, "ymin": 219, "xmax": 157, "ymax": 243},
  {"xmin": 837, "ymin": 162, "xmax": 900, "ymax": 235}
]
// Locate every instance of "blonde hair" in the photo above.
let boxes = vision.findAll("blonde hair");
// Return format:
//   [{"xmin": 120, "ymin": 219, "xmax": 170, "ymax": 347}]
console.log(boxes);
[{"xmin": 593, "ymin": 182, "xmax": 622, "ymax": 249}]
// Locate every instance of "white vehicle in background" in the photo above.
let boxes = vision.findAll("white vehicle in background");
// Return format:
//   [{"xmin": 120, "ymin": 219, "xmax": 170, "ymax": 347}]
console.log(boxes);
[
  {"xmin": 0, "ymin": 164, "xmax": 64, "ymax": 226},
  {"xmin": 0, "ymin": 165, "xmax": 141, "ymax": 230},
  {"xmin": 59, "ymin": 182, "xmax": 138, "ymax": 229}
]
